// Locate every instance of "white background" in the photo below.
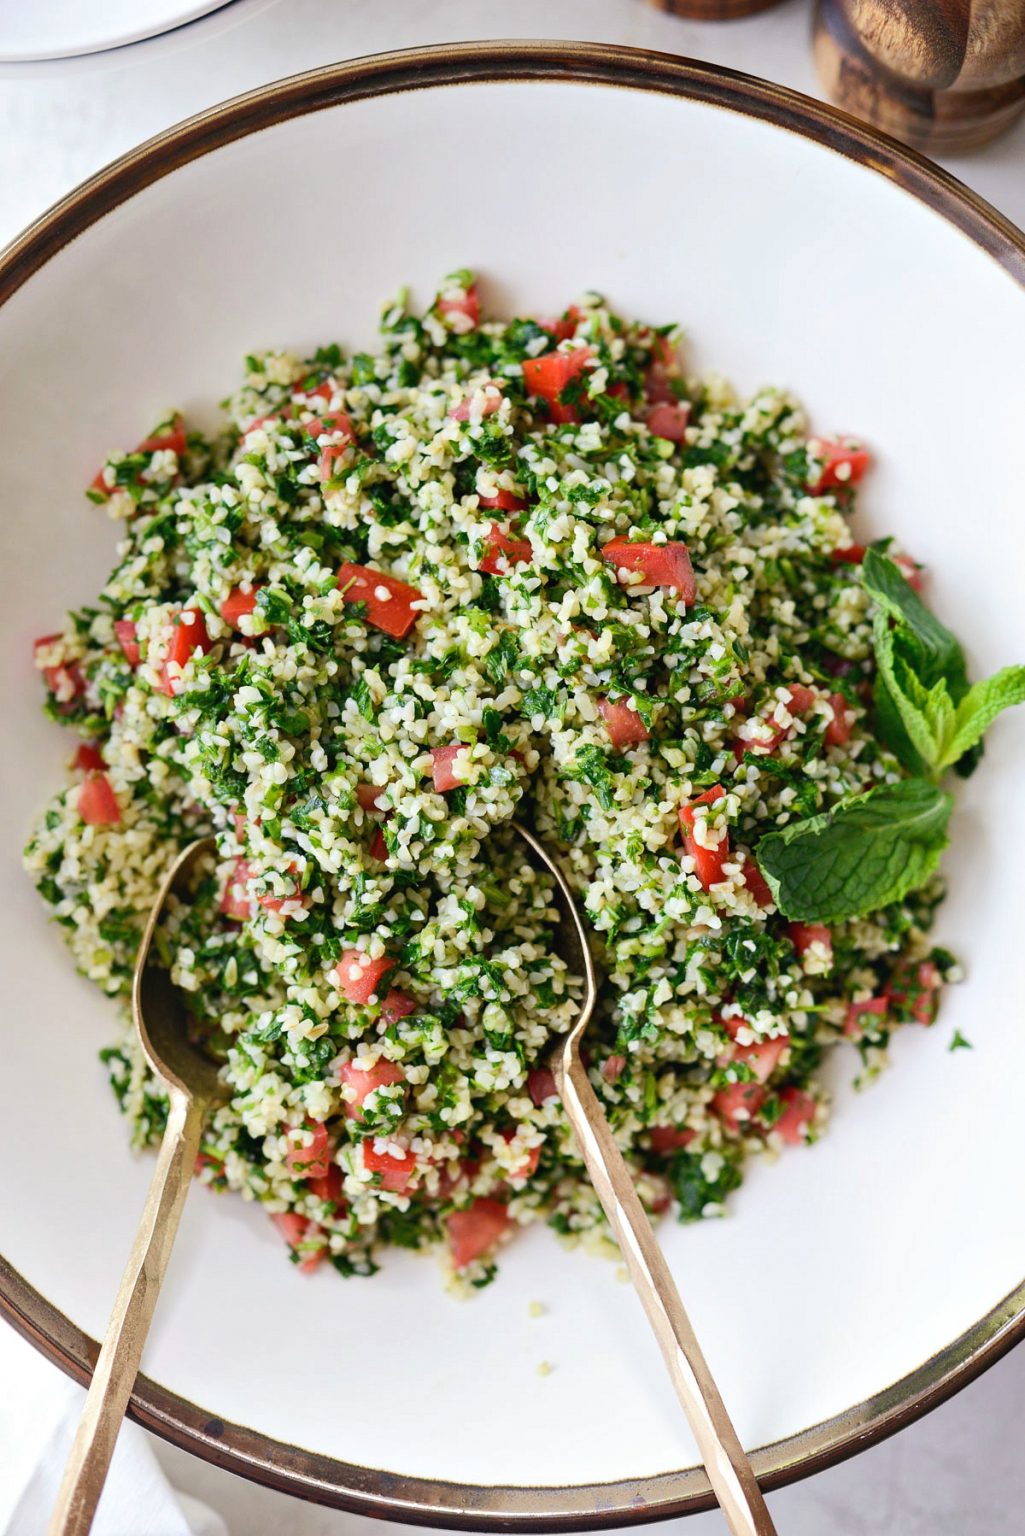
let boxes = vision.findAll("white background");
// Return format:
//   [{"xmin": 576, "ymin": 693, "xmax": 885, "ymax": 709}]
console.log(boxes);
[{"xmin": 1, "ymin": 2, "xmax": 1024, "ymax": 1533}]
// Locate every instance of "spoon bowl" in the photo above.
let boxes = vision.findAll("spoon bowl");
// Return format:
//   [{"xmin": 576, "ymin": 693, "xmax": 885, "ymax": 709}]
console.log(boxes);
[{"xmin": 132, "ymin": 835, "xmax": 224, "ymax": 1102}]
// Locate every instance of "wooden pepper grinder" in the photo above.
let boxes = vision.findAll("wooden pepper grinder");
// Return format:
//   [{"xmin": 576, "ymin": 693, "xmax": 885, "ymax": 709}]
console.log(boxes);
[
  {"xmin": 646, "ymin": 0, "xmax": 784, "ymax": 20},
  {"xmin": 814, "ymin": 0, "xmax": 1025, "ymax": 152}
]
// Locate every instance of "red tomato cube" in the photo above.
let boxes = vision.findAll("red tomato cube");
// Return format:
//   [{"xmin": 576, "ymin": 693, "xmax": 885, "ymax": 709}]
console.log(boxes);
[
  {"xmin": 362, "ymin": 1138, "xmax": 416, "ymax": 1193},
  {"xmin": 774, "ymin": 1087, "xmax": 817, "ymax": 1146},
  {"xmin": 160, "ymin": 607, "xmax": 212, "ymax": 697},
  {"xmin": 824, "ymin": 692, "xmax": 853, "ymax": 748},
  {"xmin": 480, "ymin": 525, "xmax": 532, "ymax": 576},
  {"xmin": 740, "ymin": 857, "xmax": 775, "ymax": 910},
  {"xmin": 339, "ymin": 1058, "xmax": 406, "ymax": 1119},
  {"xmin": 285, "ymin": 1120, "xmax": 332, "ymax": 1182},
  {"xmin": 220, "ymin": 858, "xmax": 253, "ymax": 921},
  {"xmin": 600, "ymin": 538, "xmax": 696, "ymax": 602},
  {"xmin": 649, "ymin": 1125, "xmax": 695, "ymax": 1155},
  {"xmin": 522, "ymin": 346, "xmax": 594, "ymax": 424},
  {"xmin": 446, "ymin": 1197, "xmax": 511, "ymax": 1269},
  {"xmin": 450, "ymin": 380, "xmax": 504, "ymax": 421},
  {"xmin": 478, "ymin": 489, "xmax": 528, "ymax": 513},
  {"xmin": 711, "ymin": 1081, "xmax": 766, "ymax": 1132},
  {"xmin": 437, "ymin": 282, "xmax": 480, "ymax": 330},
  {"xmin": 379, "ymin": 989, "xmax": 417, "ymax": 1025},
  {"xmin": 805, "ymin": 438, "xmax": 871, "ymax": 494},
  {"xmin": 645, "ymin": 402, "xmax": 690, "ymax": 442},
  {"xmin": 73, "ymin": 742, "xmax": 105, "ymax": 772},
  {"xmin": 270, "ymin": 1212, "xmax": 324, "ymax": 1273},
  {"xmin": 337, "ymin": 562, "xmax": 423, "ymax": 640},
  {"xmin": 334, "ymin": 950, "xmax": 395, "ymax": 1005},
  {"xmin": 431, "ymin": 744, "xmax": 469, "ymax": 793},
  {"xmin": 78, "ymin": 771, "xmax": 120, "ymax": 826},
  {"xmin": 527, "ymin": 1068, "xmax": 558, "ymax": 1107},
  {"xmin": 679, "ymin": 786, "xmax": 729, "ymax": 889},
  {"xmin": 307, "ymin": 1163, "xmax": 346, "ymax": 1209},
  {"xmin": 789, "ymin": 923, "xmax": 833, "ymax": 962},
  {"xmin": 844, "ymin": 995, "xmax": 888, "ymax": 1038},
  {"xmin": 597, "ymin": 697, "xmax": 649, "ymax": 749},
  {"xmin": 113, "ymin": 619, "xmax": 141, "ymax": 667},
  {"xmin": 220, "ymin": 587, "xmax": 261, "ymax": 627}
]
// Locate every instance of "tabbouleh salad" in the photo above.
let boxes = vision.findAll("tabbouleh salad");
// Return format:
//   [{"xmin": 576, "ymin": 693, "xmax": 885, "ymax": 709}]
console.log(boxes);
[{"xmin": 25, "ymin": 273, "xmax": 1025, "ymax": 1286}]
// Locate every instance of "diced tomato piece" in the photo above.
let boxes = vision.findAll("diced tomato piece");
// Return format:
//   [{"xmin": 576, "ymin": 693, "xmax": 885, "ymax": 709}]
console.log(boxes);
[
  {"xmin": 337, "ymin": 562, "xmax": 423, "ymax": 640},
  {"xmin": 597, "ymin": 697, "xmax": 649, "ymax": 749},
  {"xmin": 431, "ymin": 744, "xmax": 469, "ymax": 793},
  {"xmin": 601, "ymin": 1055, "xmax": 627, "ymax": 1084},
  {"xmin": 310, "ymin": 411, "xmax": 356, "ymax": 482},
  {"xmin": 712, "ymin": 1082, "xmax": 766, "ymax": 1133},
  {"xmin": 679, "ymin": 786, "xmax": 729, "ymax": 890},
  {"xmin": 195, "ymin": 1151, "xmax": 223, "ymax": 1178},
  {"xmin": 113, "ymin": 619, "xmax": 141, "ymax": 667},
  {"xmin": 270, "ymin": 1211, "xmax": 324, "ymax": 1273},
  {"xmin": 736, "ymin": 685, "xmax": 817, "ymax": 757},
  {"xmin": 220, "ymin": 858, "xmax": 254, "ymax": 921},
  {"xmin": 649, "ymin": 1125, "xmax": 695, "ymax": 1155},
  {"xmin": 522, "ymin": 346, "xmax": 594, "ymax": 424},
  {"xmin": 220, "ymin": 587, "xmax": 261, "ymax": 627},
  {"xmin": 824, "ymin": 692, "xmax": 853, "ymax": 748},
  {"xmin": 78, "ymin": 771, "xmax": 120, "ymax": 826},
  {"xmin": 73, "ymin": 741, "xmax": 105, "ymax": 772},
  {"xmin": 437, "ymin": 282, "xmax": 480, "ymax": 330},
  {"xmin": 307, "ymin": 1162, "xmax": 345, "ymax": 1208},
  {"xmin": 138, "ymin": 414, "xmax": 187, "ymax": 457},
  {"xmin": 478, "ymin": 489, "xmax": 528, "ymax": 513},
  {"xmin": 805, "ymin": 439, "xmax": 871, "ymax": 494},
  {"xmin": 293, "ymin": 380, "xmax": 335, "ymax": 406},
  {"xmin": 362, "ymin": 1138, "xmax": 416, "ymax": 1193},
  {"xmin": 446, "ymin": 1197, "xmax": 511, "ymax": 1269},
  {"xmin": 789, "ymin": 923, "xmax": 833, "ymax": 962},
  {"xmin": 34, "ymin": 634, "xmax": 86, "ymax": 711},
  {"xmin": 368, "ymin": 827, "xmax": 389, "ymax": 862},
  {"xmin": 379, "ymin": 989, "xmax": 417, "ymax": 1025},
  {"xmin": 285, "ymin": 1120, "xmax": 332, "ymax": 1181},
  {"xmin": 543, "ymin": 304, "xmax": 585, "ymax": 343},
  {"xmin": 844, "ymin": 995, "xmax": 888, "ymax": 1038},
  {"xmin": 786, "ymin": 684, "xmax": 817, "ymax": 715},
  {"xmin": 601, "ymin": 538, "xmax": 696, "ymax": 602},
  {"xmin": 774, "ymin": 1087, "xmax": 817, "ymax": 1146},
  {"xmin": 450, "ymin": 380, "xmax": 504, "ymax": 421},
  {"xmin": 893, "ymin": 553, "xmax": 924, "ymax": 592},
  {"xmin": 356, "ymin": 783, "xmax": 385, "ymax": 812},
  {"xmin": 723, "ymin": 1017, "xmax": 789, "ymax": 1083},
  {"xmin": 160, "ymin": 607, "xmax": 212, "ymax": 697},
  {"xmin": 334, "ymin": 950, "xmax": 395, "ymax": 1005},
  {"xmin": 527, "ymin": 1067, "xmax": 558, "ymax": 1107},
  {"xmin": 645, "ymin": 402, "xmax": 690, "ymax": 442},
  {"xmin": 339, "ymin": 1058, "xmax": 406, "ymax": 1119},
  {"xmin": 830, "ymin": 544, "xmax": 867, "ymax": 568},
  {"xmin": 740, "ymin": 857, "xmax": 774, "ymax": 909},
  {"xmin": 257, "ymin": 861, "xmax": 309, "ymax": 918},
  {"xmin": 886, "ymin": 959, "xmax": 942, "ymax": 1026},
  {"xmin": 480, "ymin": 524, "xmax": 532, "ymax": 575}
]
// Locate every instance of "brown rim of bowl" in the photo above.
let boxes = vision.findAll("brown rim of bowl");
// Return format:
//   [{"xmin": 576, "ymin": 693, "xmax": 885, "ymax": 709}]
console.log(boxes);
[{"xmin": 1, "ymin": 39, "xmax": 1024, "ymax": 1529}]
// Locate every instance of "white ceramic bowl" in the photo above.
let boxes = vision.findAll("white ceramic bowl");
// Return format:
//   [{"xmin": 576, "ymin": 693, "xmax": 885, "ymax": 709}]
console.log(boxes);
[{"xmin": 1, "ymin": 42, "xmax": 1024, "ymax": 1526}]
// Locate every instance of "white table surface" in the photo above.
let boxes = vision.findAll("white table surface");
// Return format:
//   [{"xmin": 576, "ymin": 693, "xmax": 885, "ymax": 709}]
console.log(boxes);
[{"xmin": 2, "ymin": 2, "xmax": 1023, "ymax": 1532}]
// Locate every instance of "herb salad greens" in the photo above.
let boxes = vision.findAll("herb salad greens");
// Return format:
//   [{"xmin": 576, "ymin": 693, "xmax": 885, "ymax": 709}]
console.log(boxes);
[{"xmin": 24, "ymin": 274, "xmax": 1024, "ymax": 1285}]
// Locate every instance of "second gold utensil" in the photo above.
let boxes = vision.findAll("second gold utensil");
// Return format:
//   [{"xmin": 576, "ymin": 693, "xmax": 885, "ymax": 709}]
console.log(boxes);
[{"xmin": 515, "ymin": 821, "xmax": 777, "ymax": 1536}]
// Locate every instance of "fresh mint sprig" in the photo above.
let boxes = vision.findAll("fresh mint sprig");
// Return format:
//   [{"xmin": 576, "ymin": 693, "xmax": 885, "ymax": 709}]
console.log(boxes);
[
  {"xmin": 757, "ymin": 552, "xmax": 1024, "ymax": 922},
  {"xmin": 757, "ymin": 780, "xmax": 953, "ymax": 923}
]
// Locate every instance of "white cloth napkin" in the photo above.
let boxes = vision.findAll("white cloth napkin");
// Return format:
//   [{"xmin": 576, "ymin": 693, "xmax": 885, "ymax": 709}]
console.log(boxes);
[{"xmin": 0, "ymin": 1322, "xmax": 228, "ymax": 1536}]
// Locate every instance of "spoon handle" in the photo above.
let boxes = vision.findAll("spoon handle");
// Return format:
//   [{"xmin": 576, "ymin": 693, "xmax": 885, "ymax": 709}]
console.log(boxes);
[
  {"xmin": 48, "ymin": 1086, "xmax": 205, "ymax": 1536},
  {"xmin": 556, "ymin": 1049, "xmax": 777, "ymax": 1536}
]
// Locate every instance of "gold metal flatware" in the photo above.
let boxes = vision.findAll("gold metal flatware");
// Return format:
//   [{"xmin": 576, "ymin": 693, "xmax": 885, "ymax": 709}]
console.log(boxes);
[
  {"xmin": 514, "ymin": 821, "xmax": 777, "ymax": 1536},
  {"xmin": 49, "ymin": 836, "xmax": 224, "ymax": 1536}
]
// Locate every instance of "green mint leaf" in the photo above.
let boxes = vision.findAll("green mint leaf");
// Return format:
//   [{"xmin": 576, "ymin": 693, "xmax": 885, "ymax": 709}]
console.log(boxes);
[
  {"xmin": 936, "ymin": 664, "xmax": 1025, "ymax": 770},
  {"xmin": 949, "ymin": 1029, "xmax": 973, "ymax": 1053},
  {"xmin": 862, "ymin": 549, "xmax": 967, "ymax": 697},
  {"xmin": 872, "ymin": 616, "xmax": 949, "ymax": 771},
  {"xmin": 756, "ymin": 779, "xmax": 953, "ymax": 922}
]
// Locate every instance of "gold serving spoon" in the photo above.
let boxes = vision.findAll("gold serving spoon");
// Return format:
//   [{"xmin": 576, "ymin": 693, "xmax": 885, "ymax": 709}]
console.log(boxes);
[
  {"xmin": 514, "ymin": 821, "xmax": 777, "ymax": 1536},
  {"xmin": 50, "ymin": 836, "xmax": 224, "ymax": 1536},
  {"xmin": 52, "ymin": 827, "xmax": 774, "ymax": 1536}
]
